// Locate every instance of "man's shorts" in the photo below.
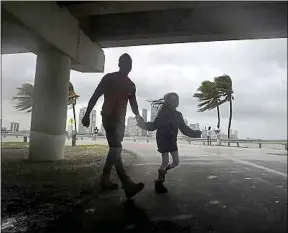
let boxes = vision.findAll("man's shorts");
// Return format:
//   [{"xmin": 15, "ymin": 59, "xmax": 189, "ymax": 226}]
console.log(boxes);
[{"xmin": 102, "ymin": 117, "xmax": 125, "ymax": 148}]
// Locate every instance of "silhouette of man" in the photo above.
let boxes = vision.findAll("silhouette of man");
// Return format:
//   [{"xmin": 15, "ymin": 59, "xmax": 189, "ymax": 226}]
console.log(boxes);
[{"xmin": 82, "ymin": 53, "xmax": 144, "ymax": 198}]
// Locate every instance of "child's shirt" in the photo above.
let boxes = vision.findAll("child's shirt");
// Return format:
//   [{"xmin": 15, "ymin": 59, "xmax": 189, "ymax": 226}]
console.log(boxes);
[{"xmin": 138, "ymin": 108, "xmax": 201, "ymax": 144}]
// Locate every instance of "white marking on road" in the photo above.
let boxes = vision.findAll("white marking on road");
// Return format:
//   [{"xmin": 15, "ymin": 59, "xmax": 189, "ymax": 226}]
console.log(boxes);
[
  {"xmin": 133, "ymin": 163, "xmax": 159, "ymax": 166},
  {"xmin": 216, "ymin": 154, "xmax": 287, "ymax": 178},
  {"xmin": 209, "ymin": 200, "xmax": 220, "ymax": 204},
  {"xmin": 245, "ymin": 177, "xmax": 252, "ymax": 180},
  {"xmin": 84, "ymin": 208, "xmax": 95, "ymax": 213},
  {"xmin": 151, "ymin": 214, "xmax": 194, "ymax": 222},
  {"xmin": 133, "ymin": 161, "xmax": 223, "ymax": 167}
]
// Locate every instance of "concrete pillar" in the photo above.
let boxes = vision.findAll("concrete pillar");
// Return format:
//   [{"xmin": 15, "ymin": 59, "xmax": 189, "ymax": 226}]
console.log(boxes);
[{"xmin": 29, "ymin": 49, "xmax": 71, "ymax": 161}]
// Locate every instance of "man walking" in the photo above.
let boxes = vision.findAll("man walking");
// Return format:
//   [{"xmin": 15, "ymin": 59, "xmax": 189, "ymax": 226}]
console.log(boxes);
[{"xmin": 82, "ymin": 54, "xmax": 144, "ymax": 198}]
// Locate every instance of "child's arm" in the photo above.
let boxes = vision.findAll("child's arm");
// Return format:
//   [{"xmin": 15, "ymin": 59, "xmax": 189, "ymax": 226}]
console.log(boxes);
[
  {"xmin": 178, "ymin": 113, "xmax": 202, "ymax": 138},
  {"xmin": 136, "ymin": 116, "xmax": 162, "ymax": 131}
]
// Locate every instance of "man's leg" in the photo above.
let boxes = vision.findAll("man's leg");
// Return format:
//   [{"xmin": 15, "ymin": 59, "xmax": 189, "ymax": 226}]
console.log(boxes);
[
  {"xmin": 109, "ymin": 122, "xmax": 144, "ymax": 198},
  {"xmin": 100, "ymin": 119, "xmax": 119, "ymax": 190}
]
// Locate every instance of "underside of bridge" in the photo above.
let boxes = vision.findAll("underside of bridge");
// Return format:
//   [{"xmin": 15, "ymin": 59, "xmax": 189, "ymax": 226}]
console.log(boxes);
[
  {"xmin": 1, "ymin": 1, "xmax": 287, "ymax": 161},
  {"xmin": 61, "ymin": 1, "xmax": 287, "ymax": 47}
]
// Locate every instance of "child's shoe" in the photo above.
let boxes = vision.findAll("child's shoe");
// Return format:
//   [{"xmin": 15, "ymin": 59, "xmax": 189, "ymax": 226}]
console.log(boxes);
[
  {"xmin": 154, "ymin": 169, "xmax": 166, "ymax": 182},
  {"xmin": 154, "ymin": 180, "xmax": 168, "ymax": 194}
]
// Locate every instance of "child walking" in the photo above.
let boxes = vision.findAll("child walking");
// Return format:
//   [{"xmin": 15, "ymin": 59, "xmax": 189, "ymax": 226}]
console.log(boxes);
[{"xmin": 136, "ymin": 92, "xmax": 201, "ymax": 194}]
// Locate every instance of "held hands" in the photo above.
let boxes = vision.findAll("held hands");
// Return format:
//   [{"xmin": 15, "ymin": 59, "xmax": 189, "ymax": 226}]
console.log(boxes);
[
  {"xmin": 82, "ymin": 114, "xmax": 90, "ymax": 127},
  {"xmin": 135, "ymin": 115, "xmax": 145, "ymax": 129}
]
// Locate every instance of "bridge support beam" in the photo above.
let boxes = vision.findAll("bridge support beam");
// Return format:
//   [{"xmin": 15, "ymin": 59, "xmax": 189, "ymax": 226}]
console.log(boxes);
[{"xmin": 29, "ymin": 49, "xmax": 70, "ymax": 161}]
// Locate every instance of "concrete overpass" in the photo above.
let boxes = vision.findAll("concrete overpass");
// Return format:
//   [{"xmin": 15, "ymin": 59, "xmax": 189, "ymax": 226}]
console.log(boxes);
[
  {"xmin": 1, "ymin": 1, "xmax": 287, "ymax": 161},
  {"xmin": 61, "ymin": 1, "xmax": 287, "ymax": 47}
]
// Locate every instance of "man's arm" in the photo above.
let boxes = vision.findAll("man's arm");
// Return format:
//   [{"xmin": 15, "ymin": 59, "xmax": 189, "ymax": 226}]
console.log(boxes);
[
  {"xmin": 129, "ymin": 84, "xmax": 140, "ymax": 116},
  {"xmin": 178, "ymin": 113, "xmax": 201, "ymax": 138},
  {"xmin": 85, "ymin": 76, "xmax": 106, "ymax": 116}
]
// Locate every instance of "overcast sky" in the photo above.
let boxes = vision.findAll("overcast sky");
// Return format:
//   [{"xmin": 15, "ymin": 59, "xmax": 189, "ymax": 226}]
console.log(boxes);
[{"xmin": 1, "ymin": 38, "xmax": 287, "ymax": 139}]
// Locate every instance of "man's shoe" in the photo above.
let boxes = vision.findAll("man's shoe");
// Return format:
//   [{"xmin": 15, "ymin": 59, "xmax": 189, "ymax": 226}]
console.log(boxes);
[
  {"xmin": 124, "ymin": 181, "xmax": 145, "ymax": 199},
  {"xmin": 100, "ymin": 175, "xmax": 119, "ymax": 191}
]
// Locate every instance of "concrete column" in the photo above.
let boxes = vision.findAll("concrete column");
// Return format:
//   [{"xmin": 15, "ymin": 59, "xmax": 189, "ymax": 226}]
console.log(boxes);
[{"xmin": 29, "ymin": 49, "xmax": 71, "ymax": 161}]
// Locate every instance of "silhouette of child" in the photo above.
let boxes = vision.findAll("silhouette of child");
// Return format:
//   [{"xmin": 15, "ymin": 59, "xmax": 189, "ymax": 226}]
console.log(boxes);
[{"xmin": 136, "ymin": 92, "xmax": 201, "ymax": 194}]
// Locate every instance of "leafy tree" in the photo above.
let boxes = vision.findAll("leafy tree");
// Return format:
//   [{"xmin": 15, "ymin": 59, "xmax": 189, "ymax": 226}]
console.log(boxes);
[
  {"xmin": 193, "ymin": 80, "xmax": 224, "ymax": 129},
  {"xmin": 214, "ymin": 75, "xmax": 234, "ymax": 139},
  {"xmin": 13, "ymin": 82, "xmax": 79, "ymax": 145}
]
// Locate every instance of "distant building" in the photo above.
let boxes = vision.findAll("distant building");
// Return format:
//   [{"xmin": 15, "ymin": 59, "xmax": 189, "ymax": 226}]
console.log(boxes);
[
  {"xmin": 141, "ymin": 109, "xmax": 148, "ymax": 136},
  {"xmin": 230, "ymin": 129, "xmax": 238, "ymax": 139},
  {"xmin": 78, "ymin": 107, "xmax": 96, "ymax": 134},
  {"xmin": 10, "ymin": 122, "xmax": 19, "ymax": 132},
  {"xmin": 78, "ymin": 108, "xmax": 87, "ymax": 134},
  {"xmin": 189, "ymin": 124, "xmax": 196, "ymax": 130},
  {"xmin": 189, "ymin": 123, "xmax": 200, "ymax": 130},
  {"xmin": 127, "ymin": 116, "xmax": 138, "ymax": 136},
  {"xmin": 234, "ymin": 130, "xmax": 238, "ymax": 139},
  {"xmin": 151, "ymin": 105, "xmax": 158, "ymax": 122},
  {"xmin": 89, "ymin": 110, "xmax": 96, "ymax": 134}
]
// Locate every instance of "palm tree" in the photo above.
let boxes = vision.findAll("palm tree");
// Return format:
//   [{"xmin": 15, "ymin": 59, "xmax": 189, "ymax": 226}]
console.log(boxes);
[
  {"xmin": 13, "ymin": 82, "xmax": 79, "ymax": 145},
  {"xmin": 193, "ymin": 80, "xmax": 224, "ymax": 129},
  {"xmin": 13, "ymin": 83, "xmax": 34, "ymax": 113},
  {"xmin": 214, "ymin": 75, "xmax": 234, "ymax": 140}
]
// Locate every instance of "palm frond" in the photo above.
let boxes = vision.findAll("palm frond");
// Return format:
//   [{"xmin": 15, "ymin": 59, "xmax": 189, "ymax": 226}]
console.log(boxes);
[
  {"xmin": 13, "ymin": 83, "xmax": 33, "ymax": 113},
  {"xmin": 13, "ymin": 81, "xmax": 80, "ymax": 113}
]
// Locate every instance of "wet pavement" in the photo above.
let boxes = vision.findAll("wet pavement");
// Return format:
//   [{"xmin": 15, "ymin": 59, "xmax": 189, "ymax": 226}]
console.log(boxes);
[{"xmin": 48, "ymin": 143, "xmax": 287, "ymax": 233}]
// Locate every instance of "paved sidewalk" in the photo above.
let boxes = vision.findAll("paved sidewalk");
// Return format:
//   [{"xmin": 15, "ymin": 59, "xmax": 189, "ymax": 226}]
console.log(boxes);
[{"xmin": 51, "ymin": 144, "xmax": 287, "ymax": 233}]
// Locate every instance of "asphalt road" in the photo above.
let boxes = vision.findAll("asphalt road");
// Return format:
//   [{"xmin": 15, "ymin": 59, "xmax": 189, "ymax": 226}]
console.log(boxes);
[{"xmin": 51, "ymin": 142, "xmax": 287, "ymax": 233}]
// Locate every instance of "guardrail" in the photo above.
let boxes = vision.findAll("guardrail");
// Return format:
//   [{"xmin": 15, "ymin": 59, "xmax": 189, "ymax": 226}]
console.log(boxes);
[
  {"xmin": 2, "ymin": 133, "xmax": 287, "ymax": 150},
  {"xmin": 197, "ymin": 138, "xmax": 287, "ymax": 150},
  {"xmin": 76, "ymin": 136, "xmax": 287, "ymax": 150}
]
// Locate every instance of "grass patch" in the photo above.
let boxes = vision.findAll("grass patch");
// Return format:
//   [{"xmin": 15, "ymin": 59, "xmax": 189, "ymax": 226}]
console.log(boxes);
[
  {"xmin": 1, "ymin": 141, "xmax": 29, "ymax": 148},
  {"xmin": 1, "ymin": 144, "xmax": 135, "ymax": 232}
]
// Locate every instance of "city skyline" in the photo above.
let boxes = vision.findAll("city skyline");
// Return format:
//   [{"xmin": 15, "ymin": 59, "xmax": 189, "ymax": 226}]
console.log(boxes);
[
  {"xmin": 78, "ymin": 107, "xmax": 96, "ymax": 135},
  {"xmin": 2, "ymin": 39, "xmax": 286, "ymax": 140}
]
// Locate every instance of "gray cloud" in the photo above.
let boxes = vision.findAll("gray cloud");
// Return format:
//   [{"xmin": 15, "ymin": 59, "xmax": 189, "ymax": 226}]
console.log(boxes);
[{"xmin": 2, "ymin": 38, "xmax": 287, "ymax": 139}]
